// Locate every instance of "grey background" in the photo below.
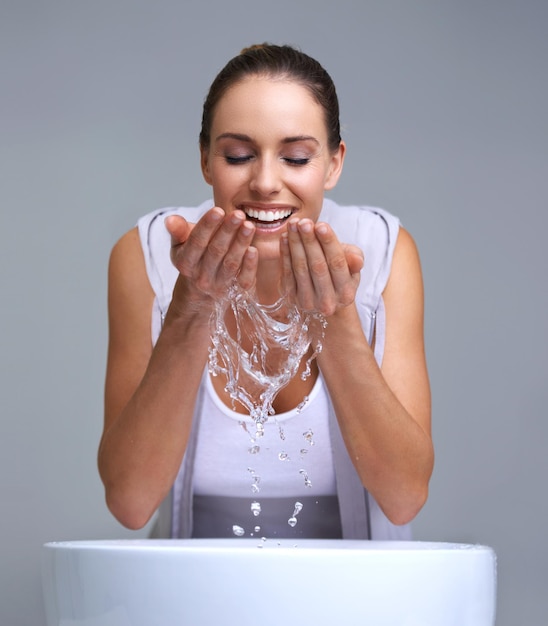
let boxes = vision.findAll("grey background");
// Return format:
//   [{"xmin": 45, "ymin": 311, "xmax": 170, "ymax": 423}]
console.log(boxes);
[{"xmin": 1, "ymin": 1, "xmax": 546, "ymax": 625}]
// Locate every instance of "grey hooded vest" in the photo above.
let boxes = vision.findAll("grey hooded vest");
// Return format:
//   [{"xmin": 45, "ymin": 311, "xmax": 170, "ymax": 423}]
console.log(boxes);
[{"xmin": 137, "ymin": 198, "xmax": 411, "ymax": 540}]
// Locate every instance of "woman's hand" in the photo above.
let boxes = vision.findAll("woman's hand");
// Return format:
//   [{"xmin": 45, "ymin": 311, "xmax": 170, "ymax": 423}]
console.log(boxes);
[
  {"xmin": 164, "ymin": 207, "xmax": 258, "ymax": 313},
  {"xmin": 281, "ymin": 217, "xmax": 364, "ymax": 316}
]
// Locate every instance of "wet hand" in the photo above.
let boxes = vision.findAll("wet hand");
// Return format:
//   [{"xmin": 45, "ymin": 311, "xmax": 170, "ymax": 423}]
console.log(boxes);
[
  {"xmin": 165, "ymin": 207, "xmax": 257, "ymax": 307},
  {"xmin": 281, "ymin": 218, "xmax": 364, "ymax": 316}
]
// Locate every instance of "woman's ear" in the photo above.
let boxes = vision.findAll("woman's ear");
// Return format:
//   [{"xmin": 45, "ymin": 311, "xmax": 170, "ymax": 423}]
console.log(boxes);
[
  {"xmin": 200, "ymin": 145, "xmax": 213, "ymax": 185},
  {"xmin": 324, "ymin": 140, "xmax": 346, "ymax": 191}
]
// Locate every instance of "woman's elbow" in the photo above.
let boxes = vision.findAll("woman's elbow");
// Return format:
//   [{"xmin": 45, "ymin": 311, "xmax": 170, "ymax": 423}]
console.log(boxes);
[
  {"xmin": 104, "ymin": 487, "xmax": 157, "ymax": 531},
  {"xmin": 384, "ymin": 484, "xmax": 430, "ymax": 527}
]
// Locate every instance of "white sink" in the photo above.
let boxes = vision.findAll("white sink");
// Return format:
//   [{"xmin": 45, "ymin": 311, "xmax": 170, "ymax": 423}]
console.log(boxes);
[{"xmin": 42, "ymin": 539, "xmax": 496, "ymax": 625}]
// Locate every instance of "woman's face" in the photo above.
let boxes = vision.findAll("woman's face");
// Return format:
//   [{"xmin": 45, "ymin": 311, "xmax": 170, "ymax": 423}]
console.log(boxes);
[{"xmin": 201, "ymin": 76, "xmax": 345, "ymax": 260}]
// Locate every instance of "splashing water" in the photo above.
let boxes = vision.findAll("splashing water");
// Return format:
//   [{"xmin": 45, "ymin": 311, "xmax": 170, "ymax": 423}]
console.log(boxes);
[
  {"xmin": 299, "ymin": 469, "xmax": 312, "ymax": 488},
  {"xmin": 232, "ymin": 525, "xmax": 245, "ymax": 537},
  {"xmin": 208, "ymin": 283, "xmax": 326, "ymax": 432},
  {"xmin": 209, "ymin": 284, "xmax": 326, "ymax": 540},
  {"xmin": 303, "ymin": 429, "xmax": 315, "ymax": 446},
  {"xmin": 248, "ymin": 468, "xmax": 261, "ymax": 494},
  {"xmin": 288, "ymin": 501, "xmax": 304, "ymax": 527}
]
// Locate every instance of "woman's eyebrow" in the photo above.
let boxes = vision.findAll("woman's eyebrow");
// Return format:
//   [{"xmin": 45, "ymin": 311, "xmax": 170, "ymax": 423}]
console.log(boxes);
[
  {"xmin": 281, "ymin": 135, "xmax": 320, "ymax": 145},
  {"xmin": 215, "ymin": 132, "xmax": 252, "ymax": 142},
  {"xmin": 215, "ymin": 132, "xmax": 320, "ymax": 146}
]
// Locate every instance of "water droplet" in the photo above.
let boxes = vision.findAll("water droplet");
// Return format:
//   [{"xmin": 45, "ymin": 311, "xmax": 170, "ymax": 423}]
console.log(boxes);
[
  {"xmin": 278, "ymin": 452, "xmax": 290, "ymax": 461},
  {"xmin": 251, "ymin": 501, "xmax": 261, "ymax": 517},
  {"xmin": 303, "ymin": 429, "xmax": 315, "ymax": 446},
  {"xmin": 232, "ymin": 525, "xmax": 245, "ymax": 537},
  {"xmin": 299, "ymin": 469, "xmax": 312, "ymax": 488},
  {"xmin": 248, "ymin": 445, "xmax": 260, "ymax": 455},
  {"xmin": 300, "ymin": 449, "xmax": 308, "ymax": 455},
  {"xmin": 287, "ymin": 501, "xmax": 303, "ymax": 527},
  {"xmin": 254, "ymin": 526, "xmax": 261, "ymax": 533},
  {"xmin": 247, "ymin": 468, "xmax": 261, "ymax": 493},
  {"xmin": 278, "ymin": 424, "xmax": 286, "ymax": 440}
]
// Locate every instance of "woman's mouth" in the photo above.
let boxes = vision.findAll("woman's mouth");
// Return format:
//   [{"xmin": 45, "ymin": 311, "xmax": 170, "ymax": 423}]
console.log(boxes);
[{"xmin": 241, "ymin": 206, "xmax": 294, "ymax": 227}]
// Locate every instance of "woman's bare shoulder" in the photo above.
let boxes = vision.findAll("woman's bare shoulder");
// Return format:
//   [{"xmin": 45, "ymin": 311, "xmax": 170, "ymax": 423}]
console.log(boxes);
[
  {"xmin": 110, "ymin": 226, "xmax": 143, "ymax": 271},
  {"xmin": 385, "ymin": 226, "xmax": 423, "ymax": 298}
]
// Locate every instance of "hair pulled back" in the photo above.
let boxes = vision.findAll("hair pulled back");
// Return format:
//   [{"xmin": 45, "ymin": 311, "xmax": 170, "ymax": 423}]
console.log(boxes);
[{"xmin": 199, "ymin": 43, "xmax": 341, "ymax": 153}]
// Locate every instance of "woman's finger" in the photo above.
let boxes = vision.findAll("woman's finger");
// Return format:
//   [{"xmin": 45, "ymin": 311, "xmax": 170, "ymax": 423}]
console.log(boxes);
[
  {"xmin": 287, "ymin": 218, "xmax": 337, "ymax": 312},
  {"xmin": 280, "ymin": 232, "xmax": 296, "ymax": 300},
  {"xmin": 236, "ymin": 246, "xmax": 259, "ymax": 292},
  {"xmin": 343, "ymin": 244, "xmax": 365, "ymax": 276},
  {"xmin": 208, "ymin": 213, "xmax": 255, "ymax": 283},
  {"xmin": 167, "ymin": 207, "xmax": 257, "ymax": 298},
  {"xmin": 286, "ymin": 219, "xmax": 363, "ymax": 315},
  {"xmin": 315, "ymin": 223, "xmax": 362, "ymax": 306},
  {"xmin": 165, "ymin": 215, "xmax": 193, "ymax": 247},
  {"xmin": 166, "ymin": 207, "xmax": 224, "ymax": 276},
  {"xmin": 313, "ymin": 223, "xmax": 363, "ymax": 277}
]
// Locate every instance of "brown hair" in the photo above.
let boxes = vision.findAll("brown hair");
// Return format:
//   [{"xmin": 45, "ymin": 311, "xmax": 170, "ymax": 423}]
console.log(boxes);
[{"xmin": 199, "ymin": 43, "xmax": 341, "ymax": 152}]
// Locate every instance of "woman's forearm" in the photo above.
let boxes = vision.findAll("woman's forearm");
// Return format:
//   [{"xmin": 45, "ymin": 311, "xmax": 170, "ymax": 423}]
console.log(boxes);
[
  {"xmin": 98, "ymin": 309, "xmax": 211, "ymax": 529},
  {"xmin": 318, "ymin": 304, "xmax": 433, "ymax": 526}
]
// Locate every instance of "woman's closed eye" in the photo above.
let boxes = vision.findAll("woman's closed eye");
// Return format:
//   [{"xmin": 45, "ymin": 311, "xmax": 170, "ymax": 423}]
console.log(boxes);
[
  {"xmin": 225, "ymin": 154, "xmax": 253, "ymax": 164},
  {"xmin": 283, "ymin": 157, "xmax": 310, "ymax": 166},
  {"xmin": 224, "ymin": 155, "xmax": 310, "ymax": 166}
]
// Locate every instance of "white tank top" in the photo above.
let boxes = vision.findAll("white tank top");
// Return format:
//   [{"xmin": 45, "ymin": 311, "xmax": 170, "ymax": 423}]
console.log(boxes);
[
  {"xmin": 140, "ymin": 200, "xmax": 413, "ymax": 540},
  {"xmin": 193, "ymin": 371, "xmax": 337, "ymax": 498}
]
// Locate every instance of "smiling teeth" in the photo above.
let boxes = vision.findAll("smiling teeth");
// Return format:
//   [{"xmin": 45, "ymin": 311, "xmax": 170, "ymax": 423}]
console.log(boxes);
[{"xmin": 244, "ymin": 208, "xmax": 293, "ymax": 222}]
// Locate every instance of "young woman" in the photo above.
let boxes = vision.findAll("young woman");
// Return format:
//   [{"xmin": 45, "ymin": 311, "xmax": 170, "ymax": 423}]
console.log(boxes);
[{"xmin": 98, "ymin": 44, "xmax": 433, "ymax": 540}]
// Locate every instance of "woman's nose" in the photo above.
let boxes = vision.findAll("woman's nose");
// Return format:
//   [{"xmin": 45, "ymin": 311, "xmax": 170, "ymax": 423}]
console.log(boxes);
[{"xmin": 249, "ymin": 157, "xmax": 282, "ymax": 196}]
